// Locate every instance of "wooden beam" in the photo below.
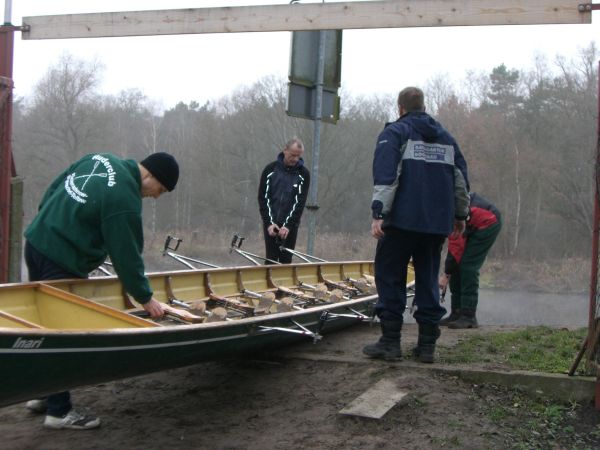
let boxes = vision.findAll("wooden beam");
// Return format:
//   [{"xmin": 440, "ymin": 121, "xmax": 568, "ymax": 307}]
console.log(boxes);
[{"xmin": 21, "ymin": 0, "xmax": 590, "ymax": 40}]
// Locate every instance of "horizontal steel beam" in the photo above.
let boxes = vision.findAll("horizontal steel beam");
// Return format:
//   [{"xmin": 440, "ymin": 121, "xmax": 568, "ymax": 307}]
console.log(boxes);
[{"xmin": 20, "ymin": 0, "xmax": 591, "ymax": 40}]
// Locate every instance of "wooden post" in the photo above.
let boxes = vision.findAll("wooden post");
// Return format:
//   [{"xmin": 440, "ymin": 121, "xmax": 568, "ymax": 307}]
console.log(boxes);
[
  {"xmin": 0, "ymin": 26, "xmax": 14, "ymax": 283},
  {"xmin": 595, "ymin": 60, "xmax": 600, "ymax": 410},
  {"xmin": 8, "ymin": 176, "xmax": 22, "ymax": 282}
]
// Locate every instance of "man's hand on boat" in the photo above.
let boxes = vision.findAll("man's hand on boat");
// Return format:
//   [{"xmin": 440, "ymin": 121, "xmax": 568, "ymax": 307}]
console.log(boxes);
[
  {"xmin": 142, "ymin": 298, "xmax": 165, "ymax": 319},
  {"xmin": 371, "ymin": 219, "xmax": 384, "ymax": 239}
]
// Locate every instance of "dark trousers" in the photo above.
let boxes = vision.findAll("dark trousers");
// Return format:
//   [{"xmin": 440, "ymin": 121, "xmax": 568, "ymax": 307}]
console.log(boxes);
[
  {"xmin": 262, "ymin": 225, "xmax": 299, "ymax": 264},
  {"xmin": 374, "ymin": 228, "xmax": 446, "ymax": 324},
  {"xmin": 450, "ymin": 221, "xmax": 502, "ymax": 311},
  {"xmin": 25, "ymin": 241, "xmax": 82, "ymax": 417}
]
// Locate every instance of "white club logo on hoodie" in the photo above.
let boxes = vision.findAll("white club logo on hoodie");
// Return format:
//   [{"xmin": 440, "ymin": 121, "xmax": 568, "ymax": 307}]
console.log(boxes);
[{"xmin": 64, "ymin": 154, "xmax": 117, "ymax": 204}]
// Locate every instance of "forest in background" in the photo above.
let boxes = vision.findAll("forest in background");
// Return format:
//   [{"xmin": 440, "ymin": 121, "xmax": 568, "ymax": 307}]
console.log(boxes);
[{"xmin": 10, "ymin": 43, "xmax": 599, "ymax": 279}]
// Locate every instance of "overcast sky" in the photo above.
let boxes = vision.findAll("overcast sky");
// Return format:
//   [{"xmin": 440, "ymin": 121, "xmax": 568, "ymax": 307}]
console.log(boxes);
[{"xmin": 8, "ymin": 1, "xmax": 600, "ymax": 109}]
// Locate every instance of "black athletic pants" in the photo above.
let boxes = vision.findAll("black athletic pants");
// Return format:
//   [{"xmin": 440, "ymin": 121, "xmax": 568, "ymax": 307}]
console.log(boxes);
[
  {"xmin": 262, "ymin": 225, "xmax": 299, "ymax": 264},
  {"xmin": 25, "ymin": 241, "xmax": 84, "ymax": 417}
]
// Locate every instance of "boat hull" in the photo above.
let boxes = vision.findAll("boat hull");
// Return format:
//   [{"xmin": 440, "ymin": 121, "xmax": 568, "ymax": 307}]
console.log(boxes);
[
  {"xmin": 0, "ymin": 261, "xmax": 384, "ymax": 407},
  {"xmin": 0, "ymin": 296, "xmax": 375, "ymax": 406}
]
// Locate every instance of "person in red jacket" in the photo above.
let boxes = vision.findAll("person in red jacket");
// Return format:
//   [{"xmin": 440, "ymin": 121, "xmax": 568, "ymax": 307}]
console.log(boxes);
[{"xmin": 438, "ymin": 192, "xmax": 501, "ymax": 329}]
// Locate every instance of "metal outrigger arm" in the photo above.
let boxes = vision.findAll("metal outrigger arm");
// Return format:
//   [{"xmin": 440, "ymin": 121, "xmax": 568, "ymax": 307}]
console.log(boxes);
[
  {"xmin": 163, "ymin": 235, "xmax": 220, "ymax": 269},
  {"xmin": 317, "ymin": 307, "xmax": 372, "ymax": 335},
  {"xmin": 230, "ymin": 233, "xmax": 281, "ymax": 265},
  {"xmin": 258, "ymin": 319, "xmax": 323, "ymax": 343},
  {"xmin": 319, "ymin": 308, "xmax": 370, "ymax": 322},
  {"xmin": 91, "ymin": 259, "xmax": 113, "ymax": 277},
  {"xmin": 95, "ymin": 264, "xmax": 113, "ymax": 276},
  {"xmin": 278, "ymin": 245, "xmax": 326, "ymax": 263},
  {"xmin": 229, "ymin": 234, "xmax": 324, "ymax": 265},
  {"xmin": 407, "ymin": 281, "xmax": 417, "ymax": 313}
]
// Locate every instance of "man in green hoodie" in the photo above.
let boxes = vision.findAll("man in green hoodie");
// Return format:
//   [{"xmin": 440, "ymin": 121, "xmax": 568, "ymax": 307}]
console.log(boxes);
[{"xmin": 23, "ymin": 151, "xmax": 179, "ymax": 430}]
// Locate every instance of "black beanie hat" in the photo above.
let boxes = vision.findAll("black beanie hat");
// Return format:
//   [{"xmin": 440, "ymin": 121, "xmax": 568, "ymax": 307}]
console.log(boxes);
[{"xmin": 140, "ymin": 152, "xmax": 179, "ymax": 191}]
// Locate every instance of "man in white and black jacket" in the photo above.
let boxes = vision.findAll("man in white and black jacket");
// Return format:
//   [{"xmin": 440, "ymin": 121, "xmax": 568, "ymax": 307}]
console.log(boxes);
[{"xmin": 258, "ymin": 137, "xmax": 310, "ymax": 264}]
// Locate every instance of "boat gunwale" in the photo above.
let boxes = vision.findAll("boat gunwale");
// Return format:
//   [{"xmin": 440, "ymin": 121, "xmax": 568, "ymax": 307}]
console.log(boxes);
[
  {"xmin": 0, "ymin": 260, "xmax": 376, "ymax": 335},
  {"xmin": 0, "ymin": 260, "xmax": 375, "ymax": 289},
  {"xmin": 0, "ymin": 296, "xmax": 377, "ymax": 336}
]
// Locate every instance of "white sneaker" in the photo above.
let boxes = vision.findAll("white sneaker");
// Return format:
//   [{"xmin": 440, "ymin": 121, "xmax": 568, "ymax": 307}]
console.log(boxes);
[
  {"xmin": 44, "ymin": 409, "xmax": 101, "ymax": 430},
  {"xmin": 26, "ymin": 399, "xmax": 47, "ymax": 413}
]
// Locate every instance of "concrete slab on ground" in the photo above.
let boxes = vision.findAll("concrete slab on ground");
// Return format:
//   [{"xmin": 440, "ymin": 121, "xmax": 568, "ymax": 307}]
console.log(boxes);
[{"xmin": 339, "ymin": 378, "xmax": 408, "ymax": 419}]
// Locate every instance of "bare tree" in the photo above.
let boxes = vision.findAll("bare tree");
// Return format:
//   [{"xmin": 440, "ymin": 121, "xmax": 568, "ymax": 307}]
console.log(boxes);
[
  {"xmin": 11, "ymin": 43, "xmax": 599, "ymax": 263},
  {"xmin": 28, "ymin": 53, "xmax": 105, "ymax": 161}
]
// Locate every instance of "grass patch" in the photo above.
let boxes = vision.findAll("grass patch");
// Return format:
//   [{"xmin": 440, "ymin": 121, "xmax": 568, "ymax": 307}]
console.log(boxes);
[
  {"xmin": 478, "ymin": 387, "xmax": 599, "ymax": 450},
  {"xmin": 439, "ymin": 326, "xmax": 588, "ymax": 374}
]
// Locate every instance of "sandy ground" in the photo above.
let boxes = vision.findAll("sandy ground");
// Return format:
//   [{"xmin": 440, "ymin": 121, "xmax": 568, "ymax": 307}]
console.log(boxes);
[{"xmin": 1, "ymin": 323, "xmax": 598, "ymax": 450}]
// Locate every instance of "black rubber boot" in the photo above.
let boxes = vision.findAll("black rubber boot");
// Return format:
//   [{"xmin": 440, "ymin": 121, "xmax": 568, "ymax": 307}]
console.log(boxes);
[
  {"xmin": 413, "ymin": 323, "xmax": 441, "ymax": 363},
  {"xmin": 447, "ymin": 309, "xmax": 478, "ymax": 329},
  {"xmin": 363, "ymin": 319, "xmax": 403, "ymax": 361},
  {"xmin": 439, "ymin": 309, "xmax": 461, "ymax": 326}
]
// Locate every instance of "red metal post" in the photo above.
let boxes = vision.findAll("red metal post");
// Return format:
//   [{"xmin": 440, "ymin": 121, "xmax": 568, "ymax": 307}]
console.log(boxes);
[{"xmin": 0, "ymin": 25, "xmax": 14, "ymax": 283}]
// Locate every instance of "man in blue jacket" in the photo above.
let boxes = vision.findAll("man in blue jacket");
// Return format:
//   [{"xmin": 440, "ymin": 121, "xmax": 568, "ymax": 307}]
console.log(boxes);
[
  {"xmin": 258, "ymin": 138, "xmax": 310, "ymax": 263},
  {"xmin": 363, "ymin": 87, "xmax": 470, "ymax": 363}
]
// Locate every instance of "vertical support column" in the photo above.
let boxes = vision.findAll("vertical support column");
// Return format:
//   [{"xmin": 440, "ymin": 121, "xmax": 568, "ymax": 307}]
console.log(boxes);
[
  {"xmin": 306, "ymin": 29, "xmax": 325, "ymax": 256},
  {"xmin": 592, "ymin": 171, "xmax": 600, "ymax": 408},
  {"xmin": 594, "ymin": 60, "xmax": 600, "ymax": 410},
  {"xmin": 0, "ymin": 24, "xmax": 15, "ymax": 283}
]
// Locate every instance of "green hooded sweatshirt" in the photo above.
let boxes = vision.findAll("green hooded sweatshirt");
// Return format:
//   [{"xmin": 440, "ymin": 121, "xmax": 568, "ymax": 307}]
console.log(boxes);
[{"xmin": 25, "ymin": 153, "xmax": 153, "ymax": 303}]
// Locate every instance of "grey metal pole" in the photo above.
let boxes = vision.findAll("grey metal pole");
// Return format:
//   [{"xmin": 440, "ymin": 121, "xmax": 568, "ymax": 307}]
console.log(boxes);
[
  {"xmin": 306, "ymin": 29, "xmax": 326, "ymax": 256},
  {"xmin": 4, "ymin": 0, "xmax": 12, "ymax": 25}
]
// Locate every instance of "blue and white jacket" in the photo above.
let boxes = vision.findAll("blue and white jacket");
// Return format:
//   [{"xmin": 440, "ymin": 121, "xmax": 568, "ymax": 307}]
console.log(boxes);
[
  {"xmin": 258, "ymin": 152, "xmax": 311, "ymax": 229},
  {"xmin": 371, "ymin": 111, "xmax": 470, "ymax": 236}
]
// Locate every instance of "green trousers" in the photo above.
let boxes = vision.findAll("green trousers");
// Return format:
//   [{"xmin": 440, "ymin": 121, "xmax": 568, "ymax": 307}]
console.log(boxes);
[{"xmin": 449, "ymin": 221, "xmax": 501, "ymax": 311}]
